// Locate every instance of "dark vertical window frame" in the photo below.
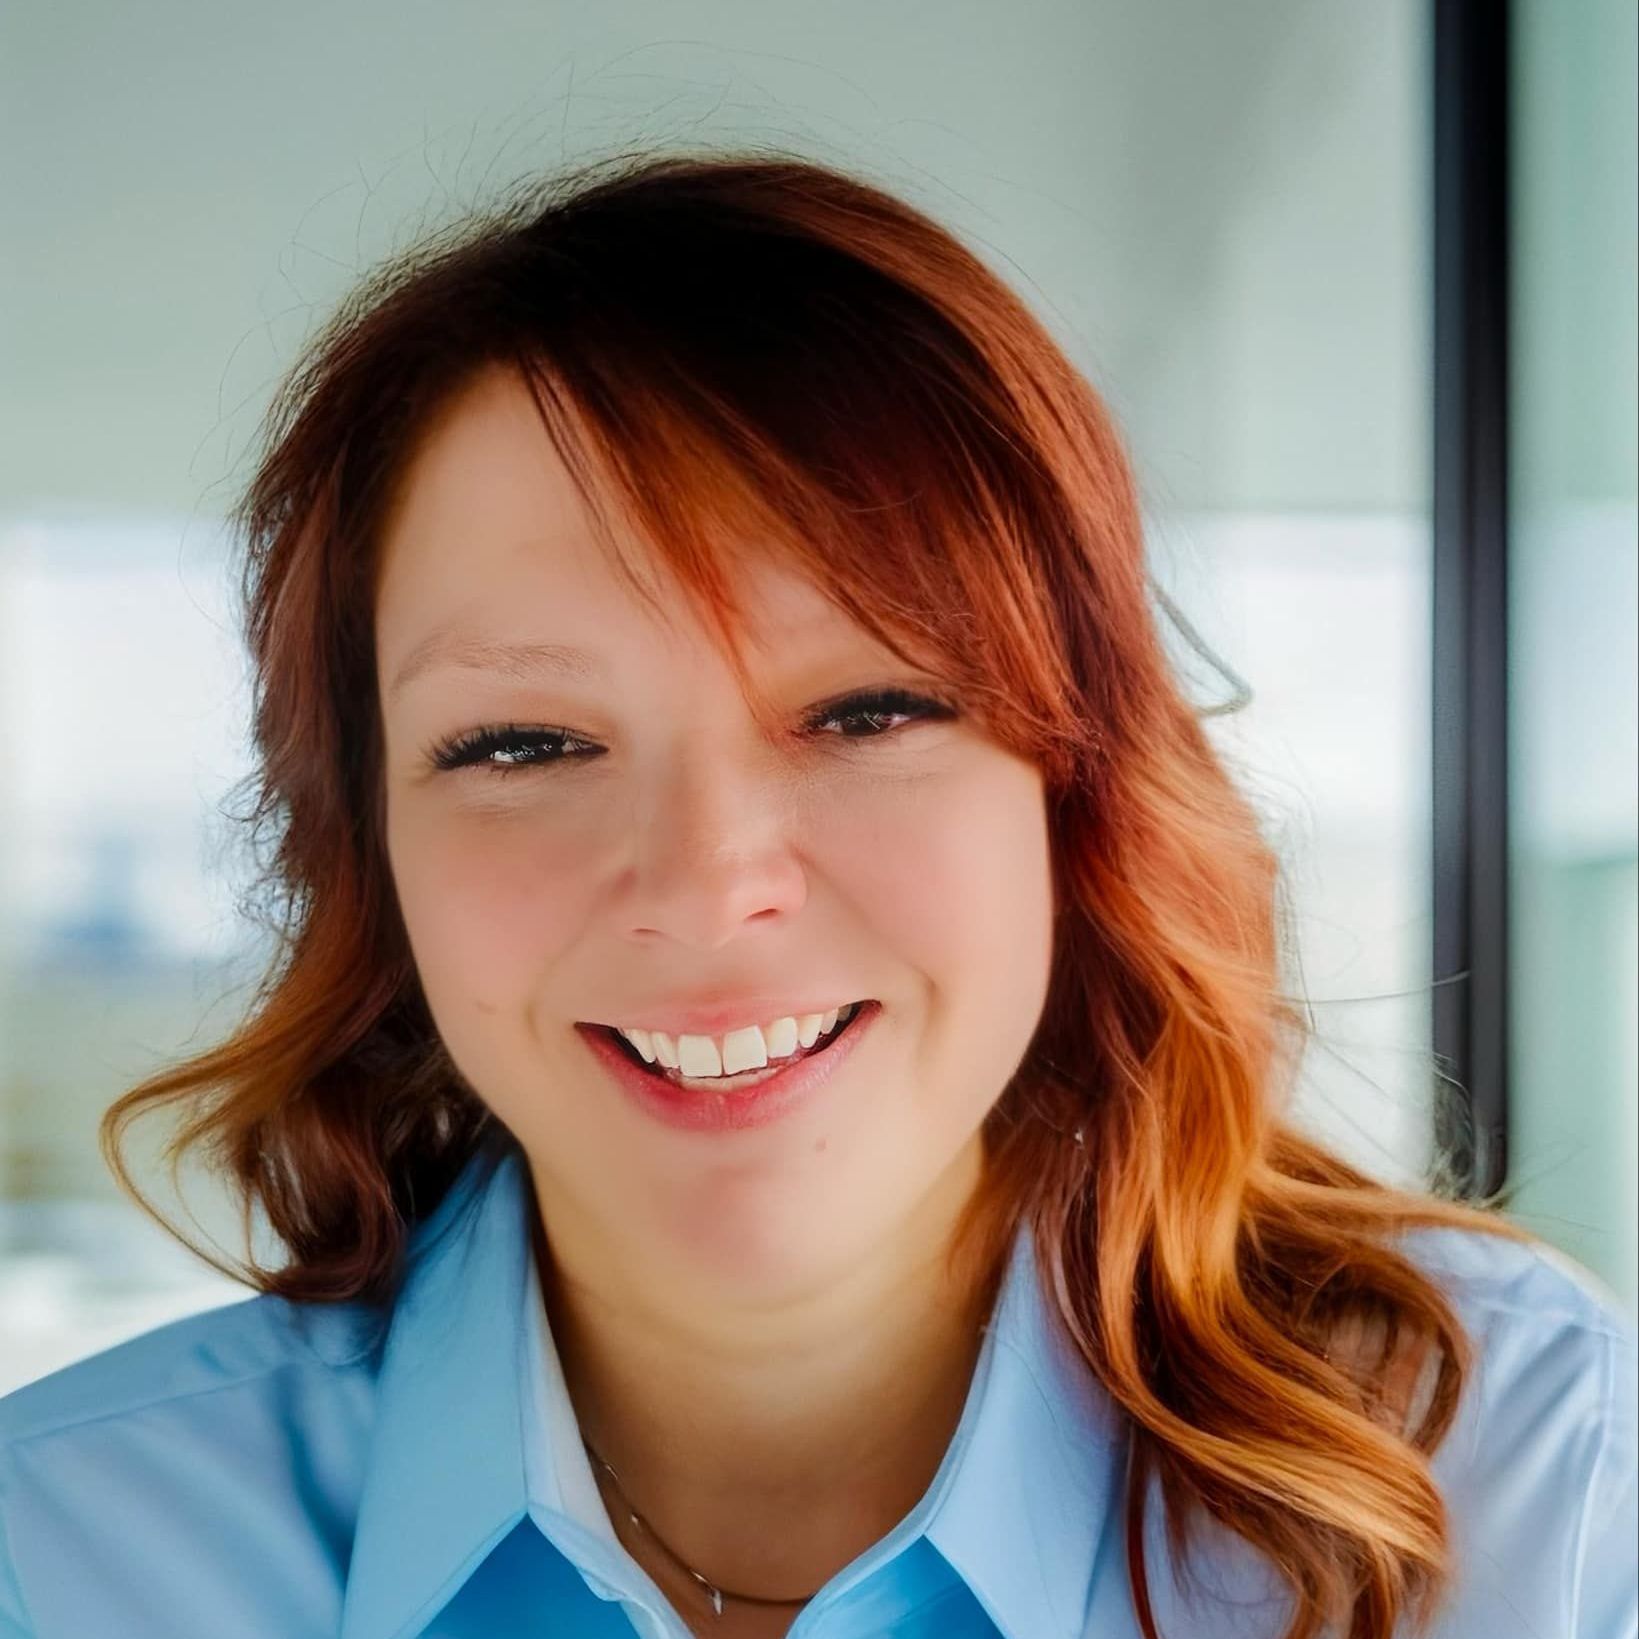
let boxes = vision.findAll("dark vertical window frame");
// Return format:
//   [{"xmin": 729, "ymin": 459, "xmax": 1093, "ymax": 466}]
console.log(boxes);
[{"xmin": 1431, "ymin": 0, "xmax": 1511, "ymax": 1199}]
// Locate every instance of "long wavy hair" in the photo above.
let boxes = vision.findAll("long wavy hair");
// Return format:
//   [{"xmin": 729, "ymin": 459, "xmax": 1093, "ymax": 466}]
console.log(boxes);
[{"xmin": 102, "ymin": 146, "xmax": 1542, "ymax": 1639}]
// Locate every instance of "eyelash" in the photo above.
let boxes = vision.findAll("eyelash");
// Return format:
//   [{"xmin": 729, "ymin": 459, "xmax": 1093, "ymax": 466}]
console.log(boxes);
[{"xmin": 425, "ymin": 688, "xmax": 956, "ymax": 777}]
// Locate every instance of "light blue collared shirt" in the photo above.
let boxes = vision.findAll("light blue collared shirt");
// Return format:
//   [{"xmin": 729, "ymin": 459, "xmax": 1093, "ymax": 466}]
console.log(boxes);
[{"xmin": 1, "ymin": 1129, "xmax": 1634, "ymax": 1638}]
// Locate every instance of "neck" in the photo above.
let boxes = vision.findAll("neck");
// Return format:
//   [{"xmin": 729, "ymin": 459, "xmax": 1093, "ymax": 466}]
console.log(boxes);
[{"xmin": 534, "ymin": 1143, "xmax": 1002, "ymax": 1602}]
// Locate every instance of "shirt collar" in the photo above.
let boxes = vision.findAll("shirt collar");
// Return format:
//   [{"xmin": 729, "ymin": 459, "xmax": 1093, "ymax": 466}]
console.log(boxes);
[
  {"xmin": 340, "ymin": 1134, "xmax": 1125, "ymax": 1639},
  {"xmin": 922, "ymin": 1216, "xmax": 1128, "ymax": 1638},
  {"xmin": 339, "ymin": 1129, "xmax": 538, "ymax": 1639}
]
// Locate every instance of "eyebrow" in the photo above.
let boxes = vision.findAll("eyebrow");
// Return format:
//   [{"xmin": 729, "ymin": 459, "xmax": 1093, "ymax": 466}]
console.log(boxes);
[{"xmin": 387, "ymin": 630, "xmax": 603, "ymax": 702}]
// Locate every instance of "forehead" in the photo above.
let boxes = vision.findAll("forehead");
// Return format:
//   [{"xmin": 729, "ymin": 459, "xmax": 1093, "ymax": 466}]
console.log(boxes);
[{"xmin": 374, "ymin": 366, "xmax": 868, "ymax": 670}]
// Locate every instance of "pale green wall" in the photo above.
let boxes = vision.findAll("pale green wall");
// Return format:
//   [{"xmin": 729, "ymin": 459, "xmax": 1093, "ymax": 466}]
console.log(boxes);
[
  {"xmin": 0, "ymin": 0, "xmax": 1426, "ymax": 521},
  {"xmin": 1506, "ymin": 0, "xmax": 1639, "ymax": 1313}
]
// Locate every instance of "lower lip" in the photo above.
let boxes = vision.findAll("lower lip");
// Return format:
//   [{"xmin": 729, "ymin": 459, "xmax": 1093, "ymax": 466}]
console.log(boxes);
[{"xmin": 575, "ymin": 1003, "xmax": 880, "ymax": 1135}]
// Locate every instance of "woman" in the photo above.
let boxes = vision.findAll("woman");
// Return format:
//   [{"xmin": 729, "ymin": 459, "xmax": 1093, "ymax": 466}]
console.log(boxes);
[{"xmin": 0, "ymin": 149, "xmax": 1632, "ymax": 1639}]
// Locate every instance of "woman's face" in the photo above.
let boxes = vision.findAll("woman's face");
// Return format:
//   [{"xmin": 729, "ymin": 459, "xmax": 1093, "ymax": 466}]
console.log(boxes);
[{"xmin": 374, "ymin": 365, "xmax": 1055, "ymax": 1304}]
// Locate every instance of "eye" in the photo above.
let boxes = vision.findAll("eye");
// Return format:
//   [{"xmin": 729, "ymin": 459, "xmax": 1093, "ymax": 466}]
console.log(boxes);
[
  {"xmin": 426, "ymin": 721, "xmax": 590, "ymax": 775},
  {"xmin": 425, "ymin": 687, "xmax": 956, "ymax": 778},
  {"xmin": 805, "ymin": 687, "xmax": 955, "ymax": 740}
]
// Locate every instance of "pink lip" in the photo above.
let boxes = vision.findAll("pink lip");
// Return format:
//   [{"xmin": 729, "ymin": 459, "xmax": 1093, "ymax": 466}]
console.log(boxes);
[{"xmin": 575, "ymin": 1002, "xmax": 880, "ymax": 1134}]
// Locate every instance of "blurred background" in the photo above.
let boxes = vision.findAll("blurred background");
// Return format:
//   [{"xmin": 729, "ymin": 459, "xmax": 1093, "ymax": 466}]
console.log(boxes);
[{"xmin": 2, "ymin": 0, "xmax": 1634, "ymax": 1394}]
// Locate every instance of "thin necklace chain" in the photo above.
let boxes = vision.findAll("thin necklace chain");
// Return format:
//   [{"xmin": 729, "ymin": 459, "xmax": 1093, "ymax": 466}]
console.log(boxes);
[{"xmin": 583, "ymin": 1437, "xmax": 818, "ymax": 1618}]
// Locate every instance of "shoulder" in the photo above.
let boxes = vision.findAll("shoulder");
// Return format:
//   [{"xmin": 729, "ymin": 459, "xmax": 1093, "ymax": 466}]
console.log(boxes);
[
  {"xmin": 1394, "ymin": 1221, "xmax": 1635, "ymax": 1425},
  {"xmin": 1391, "ymin": 1220, "xmax": 1634, "ymax": 1446},
  {"xmin": 0, "ymin": 1290, "xmax": 383, "ymax": 1450},
  {"xmin": 1396, "ymin": 1220, "xmax": 1633, "ymax": 1336},
  {"xmin": 0, "ymin": 1294, "xmax": 386, "ymax": 1632},
  {"xmin": 1393, "ymin": 1223, "xmax": 1636, "ymax": 1637},
  {"xmin": 0, "ymin": 1295, "xmax": 386, "ymax": 1635}
]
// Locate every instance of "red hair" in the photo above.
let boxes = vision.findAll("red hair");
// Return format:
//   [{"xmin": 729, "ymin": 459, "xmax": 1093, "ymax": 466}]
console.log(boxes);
[{"xmin": 102, "ymin": 147, "xmax": 1541, "ymax": 1639}]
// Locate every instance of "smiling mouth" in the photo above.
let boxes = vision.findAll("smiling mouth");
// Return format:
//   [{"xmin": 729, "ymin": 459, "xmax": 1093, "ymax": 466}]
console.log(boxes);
[{"xmin": 593, "ymin": 1001, "xmax": 875, "ymax": 1085}]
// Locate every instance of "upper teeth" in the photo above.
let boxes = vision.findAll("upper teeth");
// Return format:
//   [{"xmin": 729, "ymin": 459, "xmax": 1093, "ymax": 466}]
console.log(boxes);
[{"xmin": 616, "ymin": 1002, "xmax": 861, "ymax": 1078}]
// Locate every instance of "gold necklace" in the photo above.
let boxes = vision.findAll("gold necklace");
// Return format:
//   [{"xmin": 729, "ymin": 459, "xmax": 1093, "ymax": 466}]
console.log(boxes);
[{"xmin": 583, "ymin": 1437, "xmax": 820, "ymax": 1618}]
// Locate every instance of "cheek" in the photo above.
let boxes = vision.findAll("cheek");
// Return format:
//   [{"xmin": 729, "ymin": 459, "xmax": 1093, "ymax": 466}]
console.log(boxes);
[
  {"xmin": 854, "ymin": 762, "xmax": 1054, "ymax": 1130},
  {"xmin": 848, "ymin": 763, "xmax": 1053, "ymax": 1009},
  {"xmin": 386, "ymin": 798, "xmax": 595, "ymax": 1011}
]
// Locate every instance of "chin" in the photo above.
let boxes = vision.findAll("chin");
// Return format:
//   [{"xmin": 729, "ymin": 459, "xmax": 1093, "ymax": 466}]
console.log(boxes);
[{"xmin": 650, "ymin": 1177, "xmax": 890, "ymax": 1303}]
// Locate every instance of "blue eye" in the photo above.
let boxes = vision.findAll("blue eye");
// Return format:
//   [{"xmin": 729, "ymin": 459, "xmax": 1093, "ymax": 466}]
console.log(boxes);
[{"xmin": 426, "ymin": 688, "xmax": 955, "ymax": 777}]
